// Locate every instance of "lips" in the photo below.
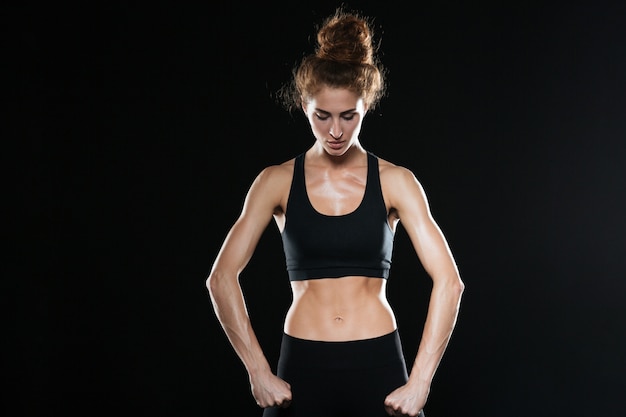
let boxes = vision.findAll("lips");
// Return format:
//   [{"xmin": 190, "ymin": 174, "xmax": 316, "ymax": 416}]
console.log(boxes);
[{"xmin": 327, "ymin": 141, "xmax": 344, "ymax": 149}]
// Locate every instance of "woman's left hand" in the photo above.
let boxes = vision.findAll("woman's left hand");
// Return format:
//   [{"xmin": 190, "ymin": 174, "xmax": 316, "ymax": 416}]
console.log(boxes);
[{"xmin": 383, "ymin": 379, "xmax": 429, "ymax": 416}]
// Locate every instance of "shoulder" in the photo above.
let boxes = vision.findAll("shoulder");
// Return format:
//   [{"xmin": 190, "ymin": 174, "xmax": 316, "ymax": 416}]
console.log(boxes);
[
  {"xmin": 376, "ymin": 156, "xmax": 428, "ymax": 207},
  {"xmin": 254, "ymin": 158, "xmax": 295, "ymax": 189},
  {"xmin": 376, "ymin": 156, "xmax": 422, "ymax": 189},
  {"xmin": 244, "ymin": 157, "xmax": 296, "ymax": 212}
]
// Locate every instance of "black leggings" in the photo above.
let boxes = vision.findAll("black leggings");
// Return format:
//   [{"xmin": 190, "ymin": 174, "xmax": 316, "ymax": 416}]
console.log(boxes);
[{"xmin": 262, "ymin": 330, "xmax": 424, "ymax": 417}]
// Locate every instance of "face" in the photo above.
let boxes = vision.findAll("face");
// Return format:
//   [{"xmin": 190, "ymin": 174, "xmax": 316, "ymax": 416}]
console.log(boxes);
[{"xmin": 302, "ymin": 87, "xmax": 367, "ymax": 156}]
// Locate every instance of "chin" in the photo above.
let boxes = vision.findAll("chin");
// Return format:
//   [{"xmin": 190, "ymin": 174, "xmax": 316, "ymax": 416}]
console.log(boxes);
[{"xmin": 325, "ymin": 147, "xmax": 348, "ymax": 157}]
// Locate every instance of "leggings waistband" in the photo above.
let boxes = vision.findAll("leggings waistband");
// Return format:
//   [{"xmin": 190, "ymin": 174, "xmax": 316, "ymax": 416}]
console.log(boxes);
[{"xmin": 278, "ymin": 330, "xmax": 405, "ymax": 370}]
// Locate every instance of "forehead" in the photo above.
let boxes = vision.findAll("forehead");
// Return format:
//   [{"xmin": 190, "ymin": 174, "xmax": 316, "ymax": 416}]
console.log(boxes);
[{"xmin": 308, "ymin": 87, "xmax": 364, "ymax": 112}]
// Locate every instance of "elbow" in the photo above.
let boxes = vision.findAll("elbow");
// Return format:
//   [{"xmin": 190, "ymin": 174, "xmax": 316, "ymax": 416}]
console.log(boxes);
[
  {"xmin": 452, "ymin": 275, "xmax": 465, "ymax": 302},
  {"xmin": 206, "ymin": 268, "xmax": 236, "ymax": 299},
  {"xmin": 205, "ymin": 275, "xmax": 212, "ymax": 292},
  {"xmin": 205, "ymin": 270, "xmax": 221, "ymax": 297},
  {"xmin": 438, "ymin": 274, "xmax": 465, "ymax": 300},
  {"xmin": 455, "ymin": 276, "xmax": 465, "ymax": 296}
]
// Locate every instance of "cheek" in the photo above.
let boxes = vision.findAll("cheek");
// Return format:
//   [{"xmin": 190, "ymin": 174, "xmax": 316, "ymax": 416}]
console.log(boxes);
[
  {"xmin": 344, "ymin": 120, "xmax": 361, "ymax": 134},
  {"xmin": 309, "ymin": 118, "xmax": 328, "ymax": 133}
]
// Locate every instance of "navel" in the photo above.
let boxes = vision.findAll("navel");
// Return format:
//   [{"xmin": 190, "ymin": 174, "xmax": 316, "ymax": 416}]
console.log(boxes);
[{"xmin": 333, "ymin": 316, "xmax": 344, "ymax": 323}]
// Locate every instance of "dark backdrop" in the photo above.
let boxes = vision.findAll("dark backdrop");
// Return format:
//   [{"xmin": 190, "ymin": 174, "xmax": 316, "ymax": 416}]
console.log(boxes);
[{"xmin": 7, "ymin": 1, "xmax": 626, "ymax": 416}]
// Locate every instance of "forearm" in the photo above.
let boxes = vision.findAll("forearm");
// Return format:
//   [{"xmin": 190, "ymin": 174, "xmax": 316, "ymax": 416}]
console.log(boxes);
[
  {"xmin": 208, "ymin": 271, "xmax": 271, "ymax": 376},
  {"xmin": 408, "ymin": 277, "xmax": 464, "ymax": 384}
]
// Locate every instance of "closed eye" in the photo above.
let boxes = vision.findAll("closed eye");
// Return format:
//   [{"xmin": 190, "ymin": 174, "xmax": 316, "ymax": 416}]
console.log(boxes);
[{"xmin": 314, "ymin": 113, "xmax": 356, "ymax": 121}]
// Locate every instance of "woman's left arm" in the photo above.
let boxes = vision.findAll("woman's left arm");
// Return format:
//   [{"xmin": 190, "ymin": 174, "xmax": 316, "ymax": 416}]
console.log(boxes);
[{"xmin": 383, "ymin": 165, "xmax": 465, "ymax": 416}]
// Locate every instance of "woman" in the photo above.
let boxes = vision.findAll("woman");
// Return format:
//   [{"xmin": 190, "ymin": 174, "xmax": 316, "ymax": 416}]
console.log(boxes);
[{"xmin": 207, "ymin": 7, "xmax": 464, "ymax": 417}]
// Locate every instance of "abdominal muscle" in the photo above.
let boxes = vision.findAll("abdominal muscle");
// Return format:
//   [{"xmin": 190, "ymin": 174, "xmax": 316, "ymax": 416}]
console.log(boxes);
[{"xmin": 284, "ymin": 276, "xmax": 397, "ymax": 341}]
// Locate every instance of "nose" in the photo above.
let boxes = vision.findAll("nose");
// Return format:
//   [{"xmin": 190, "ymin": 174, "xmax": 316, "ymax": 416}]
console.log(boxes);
[{"xmin": 329, "ymin": 122, "xmax": 343, "ymax": 140}]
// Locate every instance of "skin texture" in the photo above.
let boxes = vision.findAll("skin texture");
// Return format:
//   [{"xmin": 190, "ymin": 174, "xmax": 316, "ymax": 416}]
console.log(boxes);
[{"xmin": 207, "ymin": 86, "xmax": 464, "ymax": 416}]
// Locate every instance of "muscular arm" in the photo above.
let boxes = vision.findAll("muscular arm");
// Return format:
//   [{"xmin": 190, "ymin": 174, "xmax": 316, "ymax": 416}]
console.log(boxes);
[
  {"xmin": 383, "ymin": 165, "xmax": 465, "ymax": 415},
  {"xmin": 206, "ymin": 165, "xmax": 292, "ymax": 408}
]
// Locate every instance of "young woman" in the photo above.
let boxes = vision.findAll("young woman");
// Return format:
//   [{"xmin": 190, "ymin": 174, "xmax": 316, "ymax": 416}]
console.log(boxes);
[{"xmin": 207, "ymin": 8, "xmax": 464, "ymax": 417}]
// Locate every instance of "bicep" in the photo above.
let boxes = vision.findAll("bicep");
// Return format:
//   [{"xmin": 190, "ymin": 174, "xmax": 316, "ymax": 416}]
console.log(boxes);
[
  {"xmin": 212, "ymin": 170, "xmax": 282, "ymax": 276},
  {"xmin": 392, "ymin": 171, "xmax": 458, "ymax": 281}
]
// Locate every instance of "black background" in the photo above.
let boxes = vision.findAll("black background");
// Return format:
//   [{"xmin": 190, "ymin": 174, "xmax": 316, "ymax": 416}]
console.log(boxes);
[{"xmin": 6, "ymin": 1, "xmax": 626, "ymax": 416}]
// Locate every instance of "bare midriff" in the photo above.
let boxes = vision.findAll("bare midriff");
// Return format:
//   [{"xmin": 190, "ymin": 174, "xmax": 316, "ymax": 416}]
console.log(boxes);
[{"xmin": 284, "ymin": 275, "xmax": 397, "ymax": 341}]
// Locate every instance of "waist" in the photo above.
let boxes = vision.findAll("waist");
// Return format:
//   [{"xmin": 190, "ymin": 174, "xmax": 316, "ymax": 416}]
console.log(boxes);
[
  {"xmin": 278, "ymin": 329, "xmax": 406, "ymax": 369},
  {"xmin": 285, "ymin": 276, "xmax": 397, "ymax": 341}
]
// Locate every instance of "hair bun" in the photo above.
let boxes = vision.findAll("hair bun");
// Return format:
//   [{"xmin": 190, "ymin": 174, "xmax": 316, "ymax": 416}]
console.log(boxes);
[
  {"xmin": 278, "ymin": 8, "xmax": 386, "ymax": 112},
  {"xmin": 316, "ymin": 12, "xmax": 374, "ymax": 65}
]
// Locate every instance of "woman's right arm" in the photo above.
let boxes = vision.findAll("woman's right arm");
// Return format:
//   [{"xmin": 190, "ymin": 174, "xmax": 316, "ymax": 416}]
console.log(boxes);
[{"xmin": 206, "ymin": 165, "xmax": 292, "ymax": 408}]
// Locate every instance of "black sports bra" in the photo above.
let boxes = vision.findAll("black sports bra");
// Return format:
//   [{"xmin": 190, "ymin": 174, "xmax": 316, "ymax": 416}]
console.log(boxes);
[{"xmin": 280, "ymin": 152, "xmax": 394, "ymax": 281}]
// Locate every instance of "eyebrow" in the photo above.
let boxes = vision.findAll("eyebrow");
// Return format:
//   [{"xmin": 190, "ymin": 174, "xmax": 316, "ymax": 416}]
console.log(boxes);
[{"xmin": 314, "ymin": 108, "xmax": 357, "ymax": 116}]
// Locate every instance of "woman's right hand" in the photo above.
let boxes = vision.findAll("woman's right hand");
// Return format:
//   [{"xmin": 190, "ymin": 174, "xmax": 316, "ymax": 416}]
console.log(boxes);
[{"xmin": 250, "ymin": 371, "xmax": 292, "ymax": 408}]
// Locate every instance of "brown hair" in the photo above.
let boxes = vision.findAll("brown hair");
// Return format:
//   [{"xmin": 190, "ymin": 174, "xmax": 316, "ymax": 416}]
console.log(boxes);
[{"xmin": 279, "ymin": 7, "xmax": 386, "ymax": 113}]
